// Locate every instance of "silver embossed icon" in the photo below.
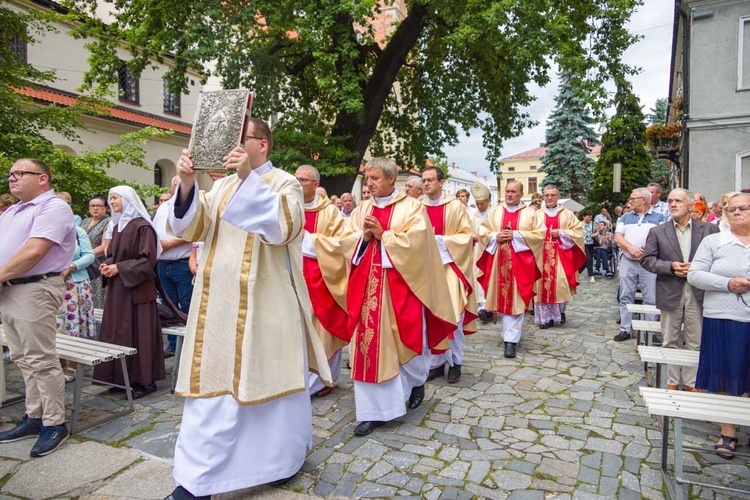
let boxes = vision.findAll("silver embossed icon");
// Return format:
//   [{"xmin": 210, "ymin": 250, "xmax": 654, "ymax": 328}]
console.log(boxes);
[{"xmin": 188, "ymin": 89, "xmax": 253, "ymax": 170}]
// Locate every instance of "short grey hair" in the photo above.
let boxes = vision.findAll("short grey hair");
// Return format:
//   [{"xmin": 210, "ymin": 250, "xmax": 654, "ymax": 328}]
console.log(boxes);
[
  {"xmin": 647, "ymin": 182, "xmax": 663, "ymax": 194},
  {"xmin": 406, "ymin": 175, "xmax": 423, "ymax": 188},
  {"xmin": 365, "ymin": 157, "xmax": 398, "ymax": 179},
  {"xmin": 728, "ymin": 192, "xmax": 750, "ymax": 203},
  {"xmin": 668, "ymin": 188, "xmax": 692, "ymax": 202},
  {"xmin": 296, "ymin": 164, "xmax": 320, "ymax": 182},
  {"xmin": 542, "ymin": 184, "xmax": 559, "ymax": 193},
  {"xmin": 632, "ymin": 187, "xmax": 651, "ymax": 200}
]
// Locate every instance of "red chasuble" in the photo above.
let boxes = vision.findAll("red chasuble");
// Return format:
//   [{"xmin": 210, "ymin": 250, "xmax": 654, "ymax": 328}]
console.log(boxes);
[
  {"xmin": 477, "ymin": 209, "xmax": 539, "ymax": 314},
  {"xmin": 347, "ymin": 204, "xmax": 455, "ymax": 383},
  {"xmin": 540, "ymin": 212, "xmax": 586, "ymax": 303},
  {"xmin": 302, "ymin": 211, "xmax": 348, "ymax": 341}
]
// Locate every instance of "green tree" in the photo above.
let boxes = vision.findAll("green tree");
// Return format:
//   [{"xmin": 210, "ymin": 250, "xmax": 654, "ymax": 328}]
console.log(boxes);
[
  {"xmin": 590, "ymin": 80, "xmax": 652, "ymax": 205},
  {"xmin": 539, "ymin": 72, "xmax": 598, "ymax": 200},
  {"xmin": 647, "ymin": 98, "xmax": 668, "ymax": 124},
  {"xmin": 0, "ymin": 6, "xmax": 171, "ymax": 215},
  {"xmin": 62, "ymin": 0, "xmax": 642, "ymax": 184}
]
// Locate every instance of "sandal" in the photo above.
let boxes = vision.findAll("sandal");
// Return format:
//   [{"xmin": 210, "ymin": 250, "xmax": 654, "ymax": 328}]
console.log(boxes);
[{"xmin": 714, "ymin": 435, "xmax": 737, "ymax": 460}]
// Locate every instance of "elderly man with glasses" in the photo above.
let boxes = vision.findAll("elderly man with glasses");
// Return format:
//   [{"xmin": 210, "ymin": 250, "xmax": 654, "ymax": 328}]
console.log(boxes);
[
  {"xmin": 613, "ymin": 187, "xmax": 666, "ymax": 342},
  {"xmin": 0, "ymin": 158, "xmax": 76, "ymax": 457}
]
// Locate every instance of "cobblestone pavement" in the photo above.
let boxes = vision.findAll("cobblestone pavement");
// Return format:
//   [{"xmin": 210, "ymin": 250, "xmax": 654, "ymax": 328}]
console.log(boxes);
[{"xmin": 0, "ymin": 276, "xmax": 748, "ymax": 499}]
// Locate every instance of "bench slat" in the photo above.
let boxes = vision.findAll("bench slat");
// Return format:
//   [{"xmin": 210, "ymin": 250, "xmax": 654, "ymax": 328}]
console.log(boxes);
[
  {"xmin": 626, "ymin": 303, "xmax": 661, "ymax": 315},
  {"xmin": 631, "ymin": 319, "xmax": 661, "ymax": 332},
  {"xmin": 640, "ymin": 388, "xmax": 750, "ymax": 426},
  {"xmin": 637, "ymin": 346, "xmax": 699, "ymax": 367}
]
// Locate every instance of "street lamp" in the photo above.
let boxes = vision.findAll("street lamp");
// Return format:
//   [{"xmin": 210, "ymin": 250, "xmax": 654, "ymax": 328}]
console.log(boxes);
[{"xmin": 613, "ymin": 163, "xmax": 622, "ymax": 193}]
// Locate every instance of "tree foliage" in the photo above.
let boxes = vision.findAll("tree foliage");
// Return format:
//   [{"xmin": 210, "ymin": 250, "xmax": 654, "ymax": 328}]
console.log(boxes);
[
  {"xmin": 62, "ymin": 0, "xmax": 642, "ymax": 180},
  {"xmin": 647, "ymin": 98, "xmax": 668, "ymax": 125},
  {"xmin": 0, "ymin": 6, "xmax": 170, "ymax": 215},
  {"xmin": 590, "ymin": 79, "xmax": 652, "ymax": 205},
  {"xmin": 539, "ymin": 71, "xmax": 598, "ymax": 200}
]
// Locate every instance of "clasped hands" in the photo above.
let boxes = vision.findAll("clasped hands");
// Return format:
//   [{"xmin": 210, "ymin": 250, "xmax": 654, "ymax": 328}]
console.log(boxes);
[
  {"xmin": 671, "ymin": 261, "xmax": 690, "ymax": 278},
  {"xmin": 496, "ymin": 229, "xmax": 513, "ymax": 243},
  {"xmin": 728, "ymin": 276, "xmax": 750, "ymax": 294},
  {"xmin": 100, "ymin": 263, "xmax": 119, "ymax": 278},
  {"xmin": 362, "ymin": 215, "xmax": 383, "ymax": 242}
]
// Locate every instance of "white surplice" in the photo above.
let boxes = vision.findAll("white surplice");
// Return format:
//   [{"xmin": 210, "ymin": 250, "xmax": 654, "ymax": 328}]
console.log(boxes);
[{"xmin": 169, "ymin": 162, "xmax": 330, "ymax": 495}]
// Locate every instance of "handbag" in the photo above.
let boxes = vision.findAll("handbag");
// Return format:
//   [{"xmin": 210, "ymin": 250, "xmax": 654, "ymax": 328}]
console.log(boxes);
[{"xmin": 86, "ymin": 263, "xmax": 101, "ymax": 280}]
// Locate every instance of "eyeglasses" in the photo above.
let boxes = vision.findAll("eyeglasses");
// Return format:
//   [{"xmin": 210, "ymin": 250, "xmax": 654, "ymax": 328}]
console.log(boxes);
[
  {"xmin": 245, "ymin": 135, "xmax": 266, "ymax": 142},
  {"xmin": 725, "ymin": 205, "xmax": 750, "ymax": 214},
  {"xmin": 628, "ymin": 196, "xmax": 645, "ymax": 202},
  {"xmin": 296, "ymin": 177, "xmax": 315, "ymax": 183},
  {"xmin": 738, "ymin": 294, "xmax": 750, "ymax": 308},
  {"xmin": 6, "ymin": 170, "xmax": 44, "ymax": 180}
]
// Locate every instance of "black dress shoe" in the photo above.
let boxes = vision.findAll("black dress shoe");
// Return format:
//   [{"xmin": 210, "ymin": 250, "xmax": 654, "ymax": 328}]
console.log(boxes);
[
  {"xmin": 132, "ymin": 383, "xmax": 158, "ymax": 399},
  {"xmin": 446, "ymin": 364, "xmax": 461, "ymax": 383},
  {"xmin": 477, "ymin": 309, "xmax": 493, "ymax": 323},
  {"xmin": 408, "ymin": 384, "xmax": 425, "ymax": 409},
  {"xmin": 427, "ymin": 364, "xmax": 445, "ymax": 381},
  {"xmin": 353, "ymin": 420, "xmax": 385, "ymax": 436},
  {"xmin": 560, "ymin": 313, "xmax": 566, "ymax": 325},
  {"xmin": 539, "ymin": 320, "xmax": 553, "ymax": 329},
  {"xmin": 613, "ymin": 330, "xmax": 631, "ymax": 342},
  {"xmin": 504, "ymin": 342, "xmax": 516, "ymax": 358},
  {"xmin": 165, "ymin": 486, "xmax": 210, "ymax": 500}
]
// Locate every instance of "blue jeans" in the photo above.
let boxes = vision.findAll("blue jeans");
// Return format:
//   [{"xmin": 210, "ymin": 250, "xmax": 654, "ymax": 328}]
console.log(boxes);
[
  {"xmin": 158, "ymin": 259, "xmax": 194, "ymax": 351},
  {"xmin": 594, "ymin": 248, "xmax": 610, "ymax": 272},
  {"xmin": 618, "ymin": 257, "xmax": 657, "ymax": 333}
]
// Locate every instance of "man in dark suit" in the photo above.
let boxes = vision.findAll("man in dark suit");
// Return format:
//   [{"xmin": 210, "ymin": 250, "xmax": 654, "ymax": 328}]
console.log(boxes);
[{"xmin": 641, "ymin": 188, "xmax": 720, "ymax": 391}]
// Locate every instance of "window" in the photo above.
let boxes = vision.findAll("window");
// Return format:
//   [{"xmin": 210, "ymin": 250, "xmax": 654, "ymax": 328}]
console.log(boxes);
[
  {"xmin": 736, "ymin": 150, "xmax": 750, "ymax": 191},
  {"xmin": 530, "ymin": 165, "xmax": 537, "ymax": 171},
  {"xmin": 163, "ymin": 80, "xmax": 181, "ymax": 116},
  {"xmin": 2, "ymin": 28, "xmax": 26, "ymax": 64},
  {"xmin": 508, "ymin": 166, "xmax": 515, "ymax": 172},
  {"xmin": 118, "ymin": 61, "xmax": 140, "ymax": 104},
  {"xmin": 739, "ymin": 16, "xmax": 750, "ymax": 90},
  {"xmin": 528, "ymin": 177, "xmax": 538, "ymax": 194},
  {"xmin": 153, "ymin": 164, "xmax": 163, "ymax": 205}
]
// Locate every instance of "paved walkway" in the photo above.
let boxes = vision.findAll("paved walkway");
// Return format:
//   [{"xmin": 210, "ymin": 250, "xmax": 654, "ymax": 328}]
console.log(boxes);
[{"xmin": 0, "ymin": 276, "xmax": 748, "ymax": 499}]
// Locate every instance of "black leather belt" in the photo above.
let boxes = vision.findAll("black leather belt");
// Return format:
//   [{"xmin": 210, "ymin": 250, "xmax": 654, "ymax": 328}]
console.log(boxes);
[
  {"xmin": 1, "ymin": 272, "xmax": 61, "ymax": 287},
  {"xmin": 162, "ymin": 258, "xmax": 190, "ymax": 263}
]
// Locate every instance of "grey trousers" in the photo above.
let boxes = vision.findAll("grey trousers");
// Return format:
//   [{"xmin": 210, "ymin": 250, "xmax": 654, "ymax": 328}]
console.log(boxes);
[
  {"xmin": 661, "ymin": 283, "xmax": 703, "ymax": 387},
  {"xmin": 618, "ymin": 257, "xmax": 657, "ymax": 333}
]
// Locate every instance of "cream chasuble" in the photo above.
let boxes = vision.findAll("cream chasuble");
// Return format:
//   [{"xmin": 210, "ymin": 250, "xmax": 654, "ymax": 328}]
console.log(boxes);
[
  {"xmin": 303, "ymin": 195, "xmax": 349, "ymax": 359},
  {"xmin": 477, "ymin": 204, "xmax": 545, "ymax": 315},
  {"xmin": 421, "ymin": 195, "xmax": 478, "ymax": 331},
  {"xmin": 537, "ymin": 205, "xmax": 586, "ymax": 304},
  {"xmin": 169, "ymin": 167, "xmax": 331, "ymax": 404}
]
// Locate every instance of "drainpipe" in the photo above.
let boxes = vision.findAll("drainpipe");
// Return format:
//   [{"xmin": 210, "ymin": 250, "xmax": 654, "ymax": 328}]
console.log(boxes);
[{"xmin": 678, "ymin": 0, "xmax": 690, "ymax": 188}]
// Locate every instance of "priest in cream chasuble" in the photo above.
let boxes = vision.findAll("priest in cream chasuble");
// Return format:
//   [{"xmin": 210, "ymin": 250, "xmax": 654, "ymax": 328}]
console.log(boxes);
[
  {"xmin": 476, "ymin": 181, "xmax": 544, "ymax": 358},
  {"xmin": 533, "ymin": 185, "xmax": 586, "ymax": 329},
  {"xmin": 166, "ymin": 119, "xmax": 331, "ymax": 498},
  {"xmin": 420, "ymin": 166, "xmax": 477, "ymax": 384},
  {"xmin": 296, "ymin": 165, "xmax": 349, "ymax": 397}
]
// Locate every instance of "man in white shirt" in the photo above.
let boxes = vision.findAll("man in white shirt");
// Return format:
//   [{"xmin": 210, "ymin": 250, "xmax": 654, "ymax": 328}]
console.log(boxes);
[
  {"xmin": 648, "ymin": 182, "xmax": 670, "ymax": 220},
  {"xmin": 152, "ymin": 176, "xmax": 193, "ymax": 357}
]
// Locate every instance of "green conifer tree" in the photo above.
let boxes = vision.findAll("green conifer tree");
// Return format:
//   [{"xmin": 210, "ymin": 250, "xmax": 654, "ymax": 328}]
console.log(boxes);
[
  {"xmin": 539, "ymin": 72, "xmax": 599, "ymax": 199},
  {"xmin": 590, "ymin": 79, "xmax": 652, "ymax": 204}
]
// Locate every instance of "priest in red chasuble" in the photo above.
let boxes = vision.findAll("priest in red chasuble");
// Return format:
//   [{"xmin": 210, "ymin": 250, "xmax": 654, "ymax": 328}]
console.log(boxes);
[
  {"xmin": 329, "ymin": 157, "xmax": 456, "ymax": 437},
  {"xmin": 477, "ymin": 180, "xmax": 545, "ymax": 359},
  {"xmin": 533, "ymin": 184, "xmax": 586, "ymax": 329},
  {"xmin": 420, "ymin": 166, "xmax": 477, "ymax": 384},
  {"xmin": 296, "ymin": 165, "xmax": 349, "ymax": 397}
]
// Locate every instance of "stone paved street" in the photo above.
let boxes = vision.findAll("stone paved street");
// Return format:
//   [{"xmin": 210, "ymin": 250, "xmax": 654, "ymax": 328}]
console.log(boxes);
[{"xmin": 0, "ymin": 276, "xmax": 748, "ymax": 498}]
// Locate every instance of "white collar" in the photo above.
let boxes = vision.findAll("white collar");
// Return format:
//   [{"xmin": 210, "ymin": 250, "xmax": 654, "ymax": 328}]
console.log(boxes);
[
  {"xmin": 373, "ymin": 189, "xmax": 397, "ymax": 208},
  {"xmin": 719, "ymin": 228, "xmax": 750, "ymax": 248},
  {"xmin": 543, "ymin": 204, "xmax": 560, "ymax": 216},
  {"xmin": 304, "ymin": 194, "xmax": 319, "ymax": 209},
  {"xmin": 503, "ymin": 202, "xmax": 524, "ymax": 213},
  {"xmin": 426, "ymin": 194, "xmax": 444, "ymax": 206},
  {"xmin": 253, "ymin": 160, "xmax": 273, "ymax": 176}
]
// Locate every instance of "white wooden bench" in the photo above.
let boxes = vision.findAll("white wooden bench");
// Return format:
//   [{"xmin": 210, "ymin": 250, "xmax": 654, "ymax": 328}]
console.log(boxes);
[
  {"xmin": 94, "ymin": 309, "xmax": 187, "ymax": 391},
  {"xmin": 640, "ymin": 387, "xmax": 750, "ymax": 499},
  {"xmin": 637, "ymin": 346, "xmax": 699, "ymax": 388},
  {"xmin": 0, "ymin": 326, "xmax": 137, "ymax": 435},
  {"xmin": 626, "ymin": 303, "xmax": 660, "ymax": 317}
]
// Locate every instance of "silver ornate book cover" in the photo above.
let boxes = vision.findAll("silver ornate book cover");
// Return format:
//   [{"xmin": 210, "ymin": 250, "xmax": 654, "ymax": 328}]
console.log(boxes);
[{"xmin": 188, "ymin": 89, "xmax": 253, "ymax": 170}]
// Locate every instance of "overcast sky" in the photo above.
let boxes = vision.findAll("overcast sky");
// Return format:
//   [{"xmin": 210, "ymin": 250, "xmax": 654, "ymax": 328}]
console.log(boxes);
[{"xmin": 442, "ymin": 0, "xmax": 675, "ymax": 178}]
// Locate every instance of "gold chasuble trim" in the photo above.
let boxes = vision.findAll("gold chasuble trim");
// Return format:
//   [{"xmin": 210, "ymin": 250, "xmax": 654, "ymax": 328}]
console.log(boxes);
[
  {"xmin": 233, "ymin": 233, "xmax": 254, "ymax": 393},
  {"xmin": 190, "ymin": 181, "xmax": 238, "ymax": 393}
]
